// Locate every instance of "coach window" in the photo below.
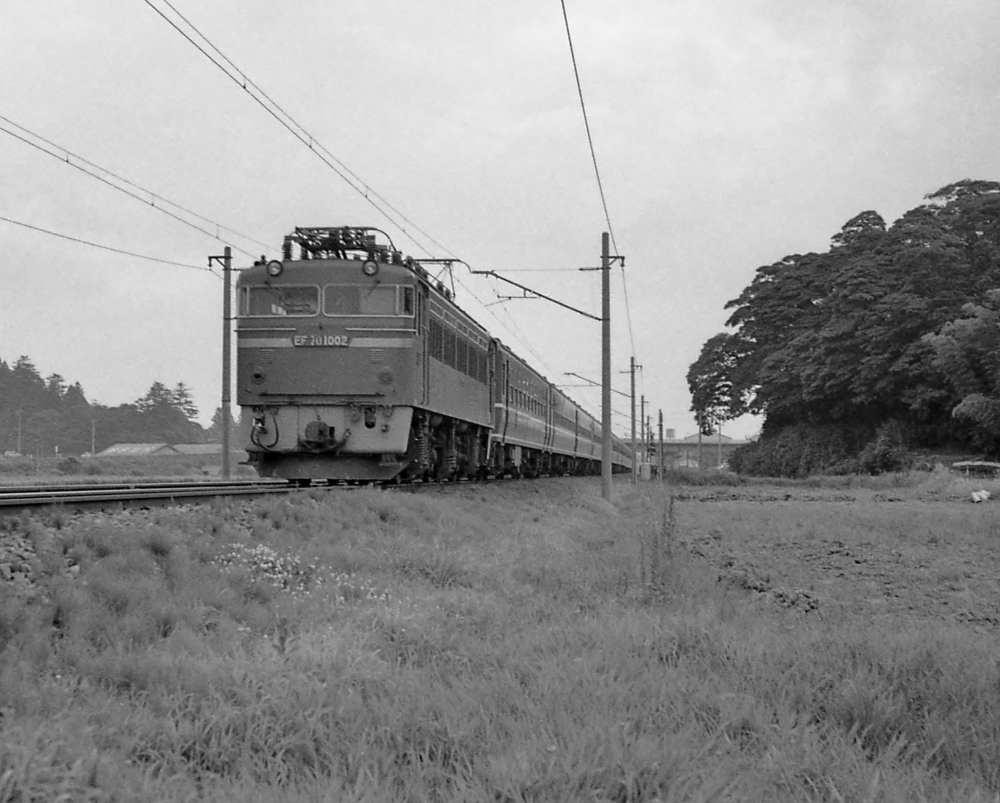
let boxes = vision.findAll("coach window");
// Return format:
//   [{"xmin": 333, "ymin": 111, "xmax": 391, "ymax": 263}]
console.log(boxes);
[{"xmin": 242, "ymin": 285, "xmax": 319, "ymax": 317}]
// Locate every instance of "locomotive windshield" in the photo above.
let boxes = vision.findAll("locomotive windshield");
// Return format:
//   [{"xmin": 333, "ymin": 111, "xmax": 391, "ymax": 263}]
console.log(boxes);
[
  {"xmin": 241, "ymin": 285, "xmax": 319, "ymax": 317},
  {"xmin": 324, "ymin": 285, "xmax": 414, "ymax": 317}
]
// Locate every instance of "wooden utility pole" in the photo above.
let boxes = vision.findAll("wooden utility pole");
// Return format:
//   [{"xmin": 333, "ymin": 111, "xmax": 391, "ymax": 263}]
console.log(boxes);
[
  {"xmin": 697, "ymin": 410, "xmax": 704, "ymax": 469},
  {"xmin": 601, "ymin": 232, "xmax": 612, "ymax": 501},
  {"xmin": 718, "ymin": 421, "xmax": 723, "ymax": 469},
  {"xmin": 639, "ymin": 395, "xmax": 645, "ymax": 477},
  {"xmin": 210, "ymin": 247, "xmax": 233, "ymax": 478}
]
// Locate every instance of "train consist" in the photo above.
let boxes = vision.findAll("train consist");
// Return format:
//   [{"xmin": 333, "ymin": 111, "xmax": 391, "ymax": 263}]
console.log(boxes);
[{"xmin": 236, "ymin": 226, "xmax": 631, "ymax": 482}]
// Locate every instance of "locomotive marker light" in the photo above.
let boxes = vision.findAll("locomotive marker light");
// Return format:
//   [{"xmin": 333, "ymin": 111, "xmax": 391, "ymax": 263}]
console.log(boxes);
[
  {"xmin": 266, "ymin": 260, "xmax": 284, "ymax": 277},
  {"xmin": 362, "ymin": 260, "xmax": 379, "ymax": 276}
]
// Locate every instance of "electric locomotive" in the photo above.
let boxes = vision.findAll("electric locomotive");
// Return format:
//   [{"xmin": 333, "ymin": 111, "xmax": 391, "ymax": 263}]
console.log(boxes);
[{"xmin": 236, "ymin": 226, "xmax": 630, "ymax": 482}]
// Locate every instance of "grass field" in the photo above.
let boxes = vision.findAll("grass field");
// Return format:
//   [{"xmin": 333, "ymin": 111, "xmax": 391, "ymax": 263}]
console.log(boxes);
[{"xmin": 2, "ymin": 471, "xmax": 999, "ymax": 801}]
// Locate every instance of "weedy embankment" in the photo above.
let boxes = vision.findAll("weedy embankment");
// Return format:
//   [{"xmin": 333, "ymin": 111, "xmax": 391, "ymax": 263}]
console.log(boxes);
[{"xmin": 1, "ymin": 476, "xmax": 999, "ymax": 801}]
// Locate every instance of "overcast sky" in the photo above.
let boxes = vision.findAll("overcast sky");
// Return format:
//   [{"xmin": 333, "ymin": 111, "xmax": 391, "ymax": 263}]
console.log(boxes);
[{"xmin": 3, "ymin": 0, "xmax": 1000, "ymax": 439}]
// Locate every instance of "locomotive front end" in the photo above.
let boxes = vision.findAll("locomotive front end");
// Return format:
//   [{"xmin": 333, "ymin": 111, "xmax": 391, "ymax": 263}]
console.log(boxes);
[{"xmin": 236, "ymin": 227, "xmax": 420, "ymax": 482}]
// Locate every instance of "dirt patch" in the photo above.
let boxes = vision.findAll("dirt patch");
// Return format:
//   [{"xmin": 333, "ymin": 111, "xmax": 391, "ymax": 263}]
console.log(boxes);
[{"xmin": 676, "ymin": 494, "xmax": 1000, "ymax": 630}]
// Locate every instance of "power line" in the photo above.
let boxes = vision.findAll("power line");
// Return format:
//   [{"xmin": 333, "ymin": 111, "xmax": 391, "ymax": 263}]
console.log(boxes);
[
  {"xmin": 144, "ymin": 0, "xmax": 578, "ymax": 380},
  {"xmin": 0, "ymin": 114, "xmax": 269, "ymax": 261},
  {"xmin": 144, "ymin": 0, "xmax": 456, "ymax": 261},
  {"xmin": 146, "ymin": 0, "xmax": 610, "ymax": 391},
  {"xmin": 557, "ymin": 0, "xmax": 638, "ymax": 360},
  {"xmin": 558, "ymin": 0, "xmax": 617, "ymax": 253},
  {"xmin": 0, "ymin": 213, "xmax": 213, "ymax": 271}
]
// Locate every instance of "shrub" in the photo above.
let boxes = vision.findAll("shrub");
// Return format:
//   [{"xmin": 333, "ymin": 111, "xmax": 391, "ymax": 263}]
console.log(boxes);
[
  {"xmin": 730, "ymin": 424, "xmax": 870, "ymax": 478},
  {"xmin": 858, "ymin": 424, "xmax": 912, "ymax": 475}
]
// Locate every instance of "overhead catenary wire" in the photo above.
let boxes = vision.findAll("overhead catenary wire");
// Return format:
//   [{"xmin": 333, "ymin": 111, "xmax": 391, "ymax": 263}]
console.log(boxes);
[
  {"xmin": 144, "ymin": 0, "xmax": 579, "ymax": 382},
  {"xmin": 0, "ymin": 113, "xmax": 268, "ymax": 261},
  {"xmin": 0, "ymin": 214, "xmax": 214, "ymax": 272},
  {"xmin": 143, "ymin": 0, "xmax": 454, "ymax": 261}
]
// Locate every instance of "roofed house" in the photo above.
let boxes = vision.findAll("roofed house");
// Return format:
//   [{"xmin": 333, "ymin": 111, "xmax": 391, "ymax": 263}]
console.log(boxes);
[
  {"xmin": 98, "ymin": 443, "xmax": 179, "ymax": 457},
  {"xmin": 628, "ymin": 433, "xmax": 748, "ymax": 471},
  {"xmin": 172, "ymin": 444, "xmax": 223, "ymax": 456}
]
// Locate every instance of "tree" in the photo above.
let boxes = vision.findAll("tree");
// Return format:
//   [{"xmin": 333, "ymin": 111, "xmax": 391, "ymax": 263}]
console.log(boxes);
[
  {"xmin": 132, "ymin": 382, "xmax": 205, "ymax": 444},
  {"xmin": 135, "ymin": 382, "xmax": 174, "ymax": 414},
  {"xmin": 925, "ymin": 289, "xmax": 1000, "ymax": 452},
  {"xmin": 686, "ymin": 332, "xmax": 751, "ymax": 430},
  {"xmin": 171, "ymin": 382, "xmax": 199, "ymax": 423},
  {"xmin": 697, "ymin": 179, "xmax": 1000, "ymax": 473},
  {"xmin": 206, "ymin": 406, "xmax": 239, "ymax": 443}
]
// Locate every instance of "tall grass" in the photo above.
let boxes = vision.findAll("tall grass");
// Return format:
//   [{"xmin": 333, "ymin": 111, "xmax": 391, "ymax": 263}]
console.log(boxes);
[{"xmin": 1, "ymin": 479, "xmax": 999, "ymax": 800}]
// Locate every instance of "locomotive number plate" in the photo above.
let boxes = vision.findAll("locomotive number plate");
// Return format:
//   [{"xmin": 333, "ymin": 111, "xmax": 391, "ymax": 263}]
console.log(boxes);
[{"xmin": 293, "ymin": 335, "xmax": 351, "ymax": 347}]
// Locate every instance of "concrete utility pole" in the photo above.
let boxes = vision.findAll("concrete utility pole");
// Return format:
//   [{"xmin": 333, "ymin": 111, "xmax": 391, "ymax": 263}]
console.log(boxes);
[
  {"xmin": 479, "ymin": 233, "xmax": 620, "ymax": 500},
  {"xmin": 210, "ymin": 246, "xmax": 233, "ymax": 478},
  {"xmin": 630, "ymin": 356, "xmax": 637, "ymax": 483},
  {"xmin": 658, "ymin": 409, "xmax": 664, "ymax": 482},
  {"xmin": 601, "ymin": 232, "xmax": 612, "ymax": 502}
]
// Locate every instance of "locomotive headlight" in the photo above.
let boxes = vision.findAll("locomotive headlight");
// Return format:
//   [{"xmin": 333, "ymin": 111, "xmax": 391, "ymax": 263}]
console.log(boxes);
[
  {"xmin": 266, "ymin": 260, "xmax": 284, "ymax": 277},
  {"xmin": 362, "ymin": 260, "xmax": 379, "ymax": 277}
]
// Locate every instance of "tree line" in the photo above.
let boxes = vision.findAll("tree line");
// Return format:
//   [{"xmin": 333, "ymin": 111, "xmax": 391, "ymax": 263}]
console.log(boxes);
[
  {"xmin": 687, "ymin": 179, "xmax": 1000, "ymax": 476},
  {"xmin": 0, "ymin": 356, "xmax": 234, "ymax": 457}
]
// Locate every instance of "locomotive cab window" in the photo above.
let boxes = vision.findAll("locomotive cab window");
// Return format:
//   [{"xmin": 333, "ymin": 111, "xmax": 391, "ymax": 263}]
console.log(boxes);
[{"xmin": 241, "ymin": 285, "xmax": 319, "ymax": 317}]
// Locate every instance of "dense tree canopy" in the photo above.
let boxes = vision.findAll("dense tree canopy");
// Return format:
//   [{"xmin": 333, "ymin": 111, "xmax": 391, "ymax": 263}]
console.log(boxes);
[
  {"xmin": 689, "ymin": 179, "xmax": 1000, "ymax": 473},
  {"xmin": 0, "ymin": 356, "xmax": 209, "ymax": 456}
]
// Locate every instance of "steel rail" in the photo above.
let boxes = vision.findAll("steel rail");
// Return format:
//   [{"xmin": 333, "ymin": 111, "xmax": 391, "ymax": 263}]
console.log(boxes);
[{"xmin": 0, "ymin": 479, "xmax": 294, "ymax": 513}]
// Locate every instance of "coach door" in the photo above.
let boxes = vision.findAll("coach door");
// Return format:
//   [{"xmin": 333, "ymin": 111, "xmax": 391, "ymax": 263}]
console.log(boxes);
[
  {"xmin": 416, "ymin": 286, "xmax": 429, "ymax": 405},
  {"xmin": 544, "ymin": 385, "xmax": 554, "ymax": 452}
]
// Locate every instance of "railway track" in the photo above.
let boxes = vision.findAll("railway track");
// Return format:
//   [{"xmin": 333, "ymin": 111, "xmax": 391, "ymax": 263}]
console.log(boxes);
[
  {"xmin": 0, "ymin": 472, "xmax": 559, "ymax": 514},
  {"xmin": 0, "ymin": 479, "xmax": 294, "ymax": 513}
]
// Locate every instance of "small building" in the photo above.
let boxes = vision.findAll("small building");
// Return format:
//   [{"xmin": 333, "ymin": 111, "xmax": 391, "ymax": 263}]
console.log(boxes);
[
  {"xmin": 173, "ymin": 443, "xmax": 250, "ymax": 462},
  {"xmin": 626, "ymin": 433, "xmax": 748, "ymax": 471},
  {"xmin": 98, "ymin": 443, "xmax": 179, "ymax": 457},
  {"xmin": 172, "ymin": 444, "xmax": 223, "ymax": 456}
]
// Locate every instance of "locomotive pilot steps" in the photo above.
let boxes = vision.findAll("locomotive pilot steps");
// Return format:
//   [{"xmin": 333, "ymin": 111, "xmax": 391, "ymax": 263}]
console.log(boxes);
[{"xmin": 236, "ymin": 226, "xmax": 631, "ymax": 482}]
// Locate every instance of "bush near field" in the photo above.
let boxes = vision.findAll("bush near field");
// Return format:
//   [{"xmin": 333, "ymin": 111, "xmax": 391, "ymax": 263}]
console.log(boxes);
[
  {"xmin": 727, "ymin": 420, "xmax": 991, "ymax": 479},
  {"xmin": 2, "ymin": 479, "xmax": 1000, "ymax": 801},
  {"xmin": 0, "ymin": 453, "xmax": 256, "ymax": 482}
]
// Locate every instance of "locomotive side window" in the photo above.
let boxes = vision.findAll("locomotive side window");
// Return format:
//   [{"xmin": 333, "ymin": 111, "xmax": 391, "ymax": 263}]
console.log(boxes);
[
  {"xmin": 242, "ymin": 285, "xmax": 319, "ymax": 317},
  {"xmin": 400, "ymin": 287, "xmax": 414, "ymax": 315},
  {"xmin": 443, "ymin": 328, "xmax": 457, "ymax": 367}
]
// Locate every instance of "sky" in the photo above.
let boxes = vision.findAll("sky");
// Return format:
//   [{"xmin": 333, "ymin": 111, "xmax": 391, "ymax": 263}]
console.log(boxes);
[{"xmin": 2, "ymin": 0, "xmax": 1000, "ymax": 440}]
